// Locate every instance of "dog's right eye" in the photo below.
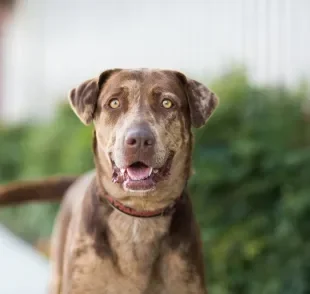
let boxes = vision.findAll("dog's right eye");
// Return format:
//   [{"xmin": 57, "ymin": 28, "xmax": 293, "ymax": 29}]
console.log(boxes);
[
  {"xmin": 162, "ymin": 99, "xmax": 174, "ymax": 109},
  {"xmin": 109, "ymin": 99, "xmax": 120, "ymax": 109}
]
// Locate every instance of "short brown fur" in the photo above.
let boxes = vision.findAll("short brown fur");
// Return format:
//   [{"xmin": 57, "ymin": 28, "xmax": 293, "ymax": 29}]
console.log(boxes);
[{"xmin": 0, "ymin": 68, "xmax": 218, "ymax": 294}]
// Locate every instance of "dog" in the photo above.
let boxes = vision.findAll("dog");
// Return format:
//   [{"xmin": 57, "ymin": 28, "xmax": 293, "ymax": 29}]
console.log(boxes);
[{"xmin": 0, "ymin": 68, "xmax": 219, "ymax": 294}]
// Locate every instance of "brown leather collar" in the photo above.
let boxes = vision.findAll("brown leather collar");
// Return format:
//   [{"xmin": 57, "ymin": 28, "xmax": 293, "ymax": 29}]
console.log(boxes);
[{"xmin": 103, "ymin": 193, "xmax": 183, "ymax": 218}]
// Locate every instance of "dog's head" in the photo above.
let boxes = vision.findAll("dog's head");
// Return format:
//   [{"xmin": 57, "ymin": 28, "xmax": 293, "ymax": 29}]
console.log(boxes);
[{"xmin": 69, "ymin": 69, "xmax": 218, "ymax": 209}]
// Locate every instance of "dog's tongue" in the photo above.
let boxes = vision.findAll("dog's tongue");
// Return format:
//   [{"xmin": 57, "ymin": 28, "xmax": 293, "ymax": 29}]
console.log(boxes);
[{"xmin": 127, "ymin": 164, "xmax": 152, "ymax": 181}]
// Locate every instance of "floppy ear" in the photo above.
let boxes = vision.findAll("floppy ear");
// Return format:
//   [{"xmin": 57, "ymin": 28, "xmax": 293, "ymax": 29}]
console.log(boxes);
[
  {"xmin": 68, "ymin": 69, "xmax": 120, "ymax": 125},
  {"xmin": 187, "ymin": 78, "xmax": 219, "ymax": 128},
  {"xmin": 176, "ymin": 72, "xmax": 219, "ymax": 128}
]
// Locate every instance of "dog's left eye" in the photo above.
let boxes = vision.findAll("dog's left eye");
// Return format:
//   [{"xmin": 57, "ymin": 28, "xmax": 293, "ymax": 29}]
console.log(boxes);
[
  {"xmin": 109, "ymin": 99, "xmax": 120, "ymax": 109},
  {"xmin": 162, "ymin": 99, "xmax": 173, "ymax": 109}
]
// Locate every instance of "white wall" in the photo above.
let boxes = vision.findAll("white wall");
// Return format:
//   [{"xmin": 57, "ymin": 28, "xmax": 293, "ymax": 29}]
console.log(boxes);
[
  {"xmin": 2, "ymin": 0, "xmax": 310, "ymax": 123},
  {"xmin": 0, "ymin": 225, "xmax": 49, "ymax": 294}
]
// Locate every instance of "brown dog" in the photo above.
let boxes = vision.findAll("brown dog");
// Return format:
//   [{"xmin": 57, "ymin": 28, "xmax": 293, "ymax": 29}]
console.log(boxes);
[{"xmin": 0, "ymin": 68, "xmax": 218, "ymax": 294}]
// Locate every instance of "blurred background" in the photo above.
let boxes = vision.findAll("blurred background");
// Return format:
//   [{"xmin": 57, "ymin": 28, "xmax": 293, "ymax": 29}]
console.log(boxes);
[{"xmin": 0, "ymin": 0, "xmax": 310, "ymax": 293}]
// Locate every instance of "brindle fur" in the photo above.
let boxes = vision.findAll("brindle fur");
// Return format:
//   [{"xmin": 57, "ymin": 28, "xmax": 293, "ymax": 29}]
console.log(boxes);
[{"xmin": 0, "ymin": 68, "xmax": 218, "ymax": 294}]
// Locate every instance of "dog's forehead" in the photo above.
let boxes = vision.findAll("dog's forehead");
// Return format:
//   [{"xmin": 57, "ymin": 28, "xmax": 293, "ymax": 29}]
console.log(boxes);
[{"xmin": 104, "ymin": 69, "xmax": 184, "ymax": 95}]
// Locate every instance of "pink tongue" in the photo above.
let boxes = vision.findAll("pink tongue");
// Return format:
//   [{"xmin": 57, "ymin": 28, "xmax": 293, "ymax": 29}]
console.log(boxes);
[{"xmin": 127, "ymin": 166, "xmax": 152, "ymax": 181}]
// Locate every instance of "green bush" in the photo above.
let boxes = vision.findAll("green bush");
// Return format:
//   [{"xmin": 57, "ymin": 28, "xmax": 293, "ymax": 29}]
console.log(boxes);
[{"xmin": 0, "ymin": 68, "xmax": 309, "ymax": 294}]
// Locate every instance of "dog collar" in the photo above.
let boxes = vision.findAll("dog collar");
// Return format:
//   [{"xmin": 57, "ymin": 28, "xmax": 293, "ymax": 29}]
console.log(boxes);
[{"xmin": 103, "ymin": 193, "xmax": 182, "ymax": 218}]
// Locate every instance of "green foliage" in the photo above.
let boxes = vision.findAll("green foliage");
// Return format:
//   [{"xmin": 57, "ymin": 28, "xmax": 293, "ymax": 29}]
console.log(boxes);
[
  {"xmin": 0, "ymin": 68, "xmax": 309, "ymax": 293},
  {"xmin": 0, "ymin": 102, "xmax": 94, "ymax": 241},
  {"xmin": 0, "ymin": 125, "xmax": 28, "ymax": 181}
]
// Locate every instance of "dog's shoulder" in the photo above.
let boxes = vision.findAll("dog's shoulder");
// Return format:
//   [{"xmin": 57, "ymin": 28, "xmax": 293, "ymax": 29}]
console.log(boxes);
[{"xmin": 160, "ymin": 191, "xmax": 206, "ymax": 291}]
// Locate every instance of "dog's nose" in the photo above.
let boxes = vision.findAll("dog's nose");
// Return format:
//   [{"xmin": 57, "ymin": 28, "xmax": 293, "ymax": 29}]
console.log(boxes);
[{"xmin": 125, "ymin": 127, "xmax": 155, "ymax": 150}]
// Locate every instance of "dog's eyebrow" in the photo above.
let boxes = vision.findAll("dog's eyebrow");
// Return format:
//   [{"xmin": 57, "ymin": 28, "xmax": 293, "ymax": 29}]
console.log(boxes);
[
  {"xmin": 161, "ymin": 92, "xmax": 178, "ymax": 99},
  {"xmin": 107, "ymin": 86, "xmax": 128, "ymax": 98},
  {"xmin": 151, "ymin": 87, "xmax": 177, "ymax": 97},
  {"xmin": 151, "ymin": 87, "xmax": 180, "ymax": 102}
]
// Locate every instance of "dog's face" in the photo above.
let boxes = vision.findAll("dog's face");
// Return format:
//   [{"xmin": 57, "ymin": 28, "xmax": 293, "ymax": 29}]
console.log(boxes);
[{"xmin": 69, "ymin": 69, "xmax": 218, "ymax": 208}]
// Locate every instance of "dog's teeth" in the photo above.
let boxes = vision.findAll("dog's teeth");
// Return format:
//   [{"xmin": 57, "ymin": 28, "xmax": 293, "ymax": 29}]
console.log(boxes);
[
  {"xmin": 148, "ymin": 168, "xmax": 153, "ymax": 176},
  {"xmin": 121, "ymin": 168, "xmax": 126, "ymax": 174},
  {"xmin": 153, "ymin": 169, "xmax": 159, "ymax": 173}
]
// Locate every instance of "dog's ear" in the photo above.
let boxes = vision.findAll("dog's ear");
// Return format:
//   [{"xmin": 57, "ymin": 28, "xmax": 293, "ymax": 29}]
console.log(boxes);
[
  {"xmin": 176, "ymin": 72, "xmax": 219, "ymax": 128},
  {"xmin": 68, "ymin": 69, "xmax": 120, "ymax": 125}
]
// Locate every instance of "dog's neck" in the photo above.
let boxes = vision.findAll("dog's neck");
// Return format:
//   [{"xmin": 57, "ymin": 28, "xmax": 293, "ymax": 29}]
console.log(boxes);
[
  {"xmin": 83, "ymin": 178, "xmax": 190, "ymax": 248},
  {"xmin": 102, "ymin": 193, "xmax": 183, "ymax": 218}
]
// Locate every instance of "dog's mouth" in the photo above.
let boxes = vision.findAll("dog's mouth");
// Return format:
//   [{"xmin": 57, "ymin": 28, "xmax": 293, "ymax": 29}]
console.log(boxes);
[{"xmin": 111, "ymin": 153, "xmax": 174, "ymax": 192}]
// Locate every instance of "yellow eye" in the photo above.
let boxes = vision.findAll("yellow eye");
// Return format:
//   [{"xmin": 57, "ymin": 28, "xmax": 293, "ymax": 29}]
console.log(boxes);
[
  {"xmin": 162, "ymin": 99, "xmax": 173, "ymax": 109},
  {"xmin": 109, "ymin": 99, "xmax": 120, "ymax": 109}
]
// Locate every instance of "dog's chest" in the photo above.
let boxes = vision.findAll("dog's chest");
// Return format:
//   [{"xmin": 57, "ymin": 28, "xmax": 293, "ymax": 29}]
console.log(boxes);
[
  {"xmin": 68, "ymin": 217, "xmax": 170, "ymax": 294},
  {"xmin": 68, "ymin": 241, "xmax": 203, "ymax": 294},
  {"xmin": 69, "ymin": 244, "xmax": 162, "ymax": 294}
]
